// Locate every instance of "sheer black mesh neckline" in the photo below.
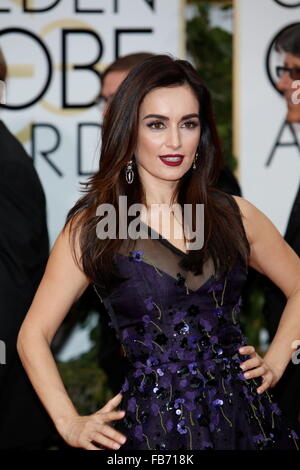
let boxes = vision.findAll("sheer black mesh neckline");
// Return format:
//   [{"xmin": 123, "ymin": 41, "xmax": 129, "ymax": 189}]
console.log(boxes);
[
  {"xmin": 117, "ymin": 221, "xmax": 216, "ymax": 293},
  {"xmin": 139, "ymin": 220, "xmax": 189, "ymax": 257}
]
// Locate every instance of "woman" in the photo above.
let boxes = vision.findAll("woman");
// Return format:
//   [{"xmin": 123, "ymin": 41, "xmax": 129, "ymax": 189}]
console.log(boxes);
[{"xmin": 17, "ymin": 55, "xmax": 300, "ymax": 450}]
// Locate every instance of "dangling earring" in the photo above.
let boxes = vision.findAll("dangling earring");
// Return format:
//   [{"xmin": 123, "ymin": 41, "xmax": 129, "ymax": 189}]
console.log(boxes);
[
  {"xmin": 125, "ymin": 158, "xmax": 134, "ymax": 184},
  {"xmin": 193, "ymin": 150, "xmax": 199, "ymax": 170}
]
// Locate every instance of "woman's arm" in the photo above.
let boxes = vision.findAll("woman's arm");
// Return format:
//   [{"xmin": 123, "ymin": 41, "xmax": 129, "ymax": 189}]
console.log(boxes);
[
  {"xmin": 17, "ymin": 220, "xmax": 89, "ymax": 429},
  {"xmin": 233, "ymin": 195, "xmax": 300, "ymax": 383},
  {"xmin": 17, "ymin": 220, "xmax": 127, "ymax": 450}
]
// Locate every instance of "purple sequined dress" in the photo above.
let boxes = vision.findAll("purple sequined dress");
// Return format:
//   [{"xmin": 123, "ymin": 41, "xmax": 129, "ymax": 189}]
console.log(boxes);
[{"xmin": 98, "ymin": 220, "xmax": 299, "ymax": 451}]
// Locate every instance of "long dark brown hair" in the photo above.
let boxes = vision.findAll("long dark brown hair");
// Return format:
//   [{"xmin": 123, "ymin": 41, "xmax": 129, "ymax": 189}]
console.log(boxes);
[{"xmin": 65, "ymin": 54, "xmax": 250, "ymax": 291}]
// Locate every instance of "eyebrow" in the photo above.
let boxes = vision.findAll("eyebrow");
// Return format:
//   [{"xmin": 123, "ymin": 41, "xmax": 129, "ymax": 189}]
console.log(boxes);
[
  {"xmin": 285, "ymin": 64, "xmax": 300, "ymax": 69},
  {"xmin": 143, "ymin": 113, "xmax": 200, "ymax": 121}
]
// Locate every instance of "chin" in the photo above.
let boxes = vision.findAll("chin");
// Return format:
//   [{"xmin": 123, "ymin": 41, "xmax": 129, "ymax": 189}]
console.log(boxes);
[
  {"xmin": 160, "ymin": 174, "xmax": 184, "ymax": 182},
  {"xmin": 155, "ymin": 171, "xmax": 187, "ymax": 182}
]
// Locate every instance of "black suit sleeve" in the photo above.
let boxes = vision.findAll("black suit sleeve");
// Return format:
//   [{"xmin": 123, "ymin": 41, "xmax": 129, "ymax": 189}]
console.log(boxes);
[
  {"xmin": 0, "ymin": 157, "xmax": 49, "ymax": 355},
  {"xmin": 0, "ymin": 153, "xmax": 53, "ymax": 448}
]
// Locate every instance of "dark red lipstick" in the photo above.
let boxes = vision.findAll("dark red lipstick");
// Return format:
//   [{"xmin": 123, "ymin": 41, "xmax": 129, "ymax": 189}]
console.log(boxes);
[{"xmin": 159, "ymin": 154, "xmax": 184, "ymax": 167}]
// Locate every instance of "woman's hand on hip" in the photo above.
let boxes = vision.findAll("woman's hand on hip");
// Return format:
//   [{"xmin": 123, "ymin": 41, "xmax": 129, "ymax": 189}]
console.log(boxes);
[
  {"xmin": 239, "ymin": 345, "xmax": 281, "ymax": 395},
  {"xmin": 57, "ymin": 392, "xmax": 127, "ymax": 450}
]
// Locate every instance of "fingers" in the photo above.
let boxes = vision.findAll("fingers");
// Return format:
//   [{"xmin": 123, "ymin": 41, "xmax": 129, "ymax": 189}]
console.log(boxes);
[
  {"xmin": 90, "ymin": 432, "xmax": 124, "ymax": 450},
  {"xmin": 239, "ymin": 346, "xmax": 276, "ymax": 394},
  {"xmin": 99, "ymin": 393, "xmax": 123, "ymax": 413},
  {"xmin": 243, "ymin": 365, "xmax": 273, "ymax": 394},
  {"xmin": 77, "ymin": 409, "xmax": 127, "ymax": 450},
  {"xmin": 96, "ymin": 410, "xmax": 126, "ymax": 422},
  {"xmin": 242, "ymin": 365, "xmax": 267, "ymax": 380},
  {"xmin": 100, "ymin": 423, "xmax": 127, "ymax": 446},
  {"xmin": 86, "ymin": 443, "xmax": 102, "ymax": 450},
  {"xmin": 91, "ymin": 409, "xmax": 127, "ymax": 449},
  {"xmin": 239, "ymin": 346, "xmax": 262, "ymax": 375},
  {"xmin": 240, "ymin": 356, "xmax": 262, "ymax": 371},
  {"xmin": 239, "ymin": 345, "xmax": 255, "ymax": 356},
  {"xmin": 84, "ymin": 395, "xmax": 127, "ymax": 450},
  {"xmin": 256, "ymin": 372, "xmax": 273, "ymax": 394}
]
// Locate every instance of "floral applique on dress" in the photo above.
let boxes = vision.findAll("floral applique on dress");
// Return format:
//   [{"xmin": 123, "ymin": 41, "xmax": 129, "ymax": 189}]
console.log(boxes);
[{"xmin": 98, "ymin": 242, "xmax": 299, "ymax": 450}]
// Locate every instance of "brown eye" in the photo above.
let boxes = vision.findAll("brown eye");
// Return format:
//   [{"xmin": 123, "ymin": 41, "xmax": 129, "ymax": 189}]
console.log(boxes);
[
  {"xmin": 182, "ymin": 121, "xmax": 198, "ymax": 129},
  {"xmin": 147, "ymin": 121, "xmax": 164, "ymax": 129}
]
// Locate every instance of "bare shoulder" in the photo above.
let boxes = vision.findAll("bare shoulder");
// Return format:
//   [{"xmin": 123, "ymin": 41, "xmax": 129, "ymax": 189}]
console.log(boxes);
[
  {"xmin": 231, "ymin": 193, "xmax": 285, "ymax": 248},
  {"xmin": 61, "ymin": 210, "xmax": 87, "ymax": 266},
  {"xmin": 230, "ymin": 195, "xmax": 300, "ymax": 298},
  {"xmin": 230, "ymin": 194, "xmax": 261, "ymax": 246}
]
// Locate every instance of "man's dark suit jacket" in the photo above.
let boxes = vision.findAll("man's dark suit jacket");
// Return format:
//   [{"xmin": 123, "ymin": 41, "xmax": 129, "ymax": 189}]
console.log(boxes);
[
  {"xmin": 263, "ymin": 183, "xmax": 300, "ymax": 433},
  {"xmin": 0, "ymin": 120, "xmax": 55, "ymax": 448}
]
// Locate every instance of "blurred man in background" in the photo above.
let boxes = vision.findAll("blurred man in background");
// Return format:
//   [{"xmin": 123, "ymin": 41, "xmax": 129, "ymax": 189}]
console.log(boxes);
[
  {"xmin": 99, "ymin": 52, "xmax": 154, "ymax": 111},
  {"xmin": 263, "ymin": 24, "xmax": 300, "ymax": 434},
  {"xmin": 0, "ymin": 48, "xmax": 55, "ymax": 448}
]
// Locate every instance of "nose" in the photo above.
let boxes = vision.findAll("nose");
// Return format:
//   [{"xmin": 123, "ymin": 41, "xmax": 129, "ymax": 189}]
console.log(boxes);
[
  {"xmin": 166, "ymin": 125, "xmax": 181, "ymax": 150},
  {"xmin": 276, "ymin": 70, "xmax": 292, "ymax": 92}
]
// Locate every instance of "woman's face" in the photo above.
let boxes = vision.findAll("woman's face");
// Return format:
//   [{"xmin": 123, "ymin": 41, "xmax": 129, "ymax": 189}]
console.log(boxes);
[{"xmin": 134, "ymin": 84, "xmax": 201, "ymax": 186}]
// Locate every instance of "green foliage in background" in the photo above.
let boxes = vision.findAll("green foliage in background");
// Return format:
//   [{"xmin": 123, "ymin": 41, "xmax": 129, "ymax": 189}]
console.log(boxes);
[
  {"xmin": 53, "ymin": 287, "xmax": 116, "ymax": 423},
  {"xmin": 187, "ymin": 0, "xmax": 235, "ymax": 169},
  {"xmin": 57, "ymin": 358, "xmax": 109, "ymax": 415},
  {"xmin": 187, "ymin": 0, "xmax": 267, "ymax": 353},
  {"xmin": 239, "ymin": 273, "xmax": 267, "ymax": 353},
  {"xmin": 57, "ymin": 320, "xmax": 112, "ymax": 415}
]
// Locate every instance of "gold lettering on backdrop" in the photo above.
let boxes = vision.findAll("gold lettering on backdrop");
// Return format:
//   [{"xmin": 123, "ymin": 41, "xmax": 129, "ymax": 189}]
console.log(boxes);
[
  {"xmin": 16, "ymin": 122, "xmax": 33, "ymax": 145},
  {"xmin": 7, "ymin": 65, "xmax": 33, "ymax": 78},
  {"xmin": 9, "ymin": 0, "xmax": 33, "ymax": 8}
]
